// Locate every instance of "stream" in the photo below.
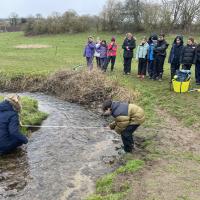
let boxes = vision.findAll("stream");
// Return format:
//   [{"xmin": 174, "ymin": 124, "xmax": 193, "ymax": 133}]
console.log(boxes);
[{"xmin": 0, "ymin": 93, "xmax": 121, "ymax": 200}]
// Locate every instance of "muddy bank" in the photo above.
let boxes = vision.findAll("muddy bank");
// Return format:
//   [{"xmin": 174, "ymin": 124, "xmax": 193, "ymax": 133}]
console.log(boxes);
[
  {"xmin": 0, "ymin": 70, "xmax": 138, "ymax": 107},
  {"xmin": 0, "ymin": 93, "xmax": 122, "ymax": 200}
]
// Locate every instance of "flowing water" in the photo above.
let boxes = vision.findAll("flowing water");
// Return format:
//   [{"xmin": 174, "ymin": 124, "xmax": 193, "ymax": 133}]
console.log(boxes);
[{"xmin": 0, "ymin": 93, "xmax": 121, "ymax": 200}]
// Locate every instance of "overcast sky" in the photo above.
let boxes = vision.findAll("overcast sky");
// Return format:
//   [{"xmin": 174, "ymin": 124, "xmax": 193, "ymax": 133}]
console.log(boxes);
[{"xmin": 0, "ymin": 0, "xmax": 107, "ymax": 18}]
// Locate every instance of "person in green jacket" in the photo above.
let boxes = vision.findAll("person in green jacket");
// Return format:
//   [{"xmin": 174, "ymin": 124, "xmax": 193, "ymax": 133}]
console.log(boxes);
[{"xmin": 102, "ymin": 100, "xmax": 145, "ymax": 153}]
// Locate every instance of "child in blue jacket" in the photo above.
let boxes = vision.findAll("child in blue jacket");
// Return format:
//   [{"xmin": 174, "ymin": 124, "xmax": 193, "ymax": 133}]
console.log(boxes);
[{"xmin": 147, "ymin": 34, "xmax": 158, "ymax": 79}]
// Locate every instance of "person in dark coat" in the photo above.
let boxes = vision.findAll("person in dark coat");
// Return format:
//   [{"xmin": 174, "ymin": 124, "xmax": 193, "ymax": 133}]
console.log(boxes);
[
  {"xmin": 168, "ymin": 35, "xmax": 184, "ymax": 80},
  {"xmin": 102, "ymin": 100, "xmax": 145, "ymax": 153},
  {"xmin": 180, "ymin": 37, "xmax": 196, "ymax": 70},
  {"xmin": 194, "ymin": 44, "xmax": 200, "ymax": 85},
  {"xmin": 0, "ymin": 94, "xmax": 28, "ymax": 155},
  {"xmin": 153, "ymin": 33, "xmax": 169, "ymax": 81},
  {"xmin": 122, "ymin": 33, "xmax": 136, "ymax": 75}
]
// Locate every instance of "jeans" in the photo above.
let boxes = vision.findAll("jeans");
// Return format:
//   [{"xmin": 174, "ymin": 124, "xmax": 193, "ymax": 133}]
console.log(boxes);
[
  {"xmin": 86, "ymin": 57, "xmax": 94, "ymax": 71},
  {"xmin": 100, "ymin": 57, "xmax": 108, "ymax": 71}
]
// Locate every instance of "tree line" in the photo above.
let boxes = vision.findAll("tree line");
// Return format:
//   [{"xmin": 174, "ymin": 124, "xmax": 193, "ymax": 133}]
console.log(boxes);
[{"xmin": 7, "ymin": 0, "xmax": 200, "ymax": 35}]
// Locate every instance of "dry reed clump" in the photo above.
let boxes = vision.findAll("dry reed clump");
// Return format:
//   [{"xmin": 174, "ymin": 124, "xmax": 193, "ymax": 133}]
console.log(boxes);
[
  {"xmin": 46, "ymin": 69, "xmax": 139, "ymax": 105},
  {"xmin": 0, "ymin": 73, "xmax": 46, "ymax": 92}
]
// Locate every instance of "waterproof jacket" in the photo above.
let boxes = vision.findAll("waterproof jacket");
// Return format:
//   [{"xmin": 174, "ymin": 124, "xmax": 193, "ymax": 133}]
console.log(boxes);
[
  {"xmin": 109, "ymin": 102, "xmax": 145, "ymax": 134},
  {"xmin": 180, "ymin": 44, "xmax": 196, "ymax": 65},
  {"xmin": 83, "ymin": 42, "xmax": 95, "ymax": 58},
  {"xmin": 0, "ymin": 100, "xmax": 28, "ymax": 153},
  {"xmin": 136, "ymin": 42, "xmax": 149, "ymax": 60},
  {"xmin": 122, "ymin": 38, "xmax": 136, "ymax": 58},
  {"xmin": 107, "ymin": 43, "xmax": 118, "ymax": 57},
  {"xmin": 154, "ymin": 40, "xmax": 169, "ymax": 57},
  {"xmin": 147, "ymin": 42, "xmax": 155, "ymax": 61},
  {"xmin": 194, "ymin": 44, "xmax": 200, "ymax": 64},
  {"xmin": 94, "ymin": 43, "xmax": 101, "ymax": 57},
  {"xmin": 97, "ymin": 44, "xmax": 108, "ymax": 58}
]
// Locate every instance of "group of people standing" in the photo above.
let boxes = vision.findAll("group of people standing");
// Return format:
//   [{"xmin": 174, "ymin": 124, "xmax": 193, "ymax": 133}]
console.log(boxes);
[
  {"xmin": 83, "ymin": 36, "xmax": 118, "ymax": 72},
  {"xmin": 84, "ymin": 33, "xmax": 200, "ymax": 85}
]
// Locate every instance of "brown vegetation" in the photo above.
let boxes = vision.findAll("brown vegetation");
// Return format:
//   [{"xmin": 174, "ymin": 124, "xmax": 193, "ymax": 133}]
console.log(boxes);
[{"xmin": 0, "ymin": 69, "xmax": 138, "ymax": 106}]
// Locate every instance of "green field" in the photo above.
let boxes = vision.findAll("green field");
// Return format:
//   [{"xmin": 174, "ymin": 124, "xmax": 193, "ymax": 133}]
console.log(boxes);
[
  {"xmin": 1, "ymin": 32, "xmax": 200, "ymax": 199},
  {"xmin": 1, "ymin": 32, "xmax": 199, "ymax": 127}
]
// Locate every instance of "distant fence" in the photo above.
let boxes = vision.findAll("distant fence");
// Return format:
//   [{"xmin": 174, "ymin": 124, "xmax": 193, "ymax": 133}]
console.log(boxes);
[{"xmin": 0, "ymin": 26, "xmax": 21, "ymax": 32}]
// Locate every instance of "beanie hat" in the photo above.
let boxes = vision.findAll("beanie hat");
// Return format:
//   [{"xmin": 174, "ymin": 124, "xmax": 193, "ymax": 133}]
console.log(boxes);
[{"xmin": 111, "ymin": 36, "xmax": 116, "ymax": 42}]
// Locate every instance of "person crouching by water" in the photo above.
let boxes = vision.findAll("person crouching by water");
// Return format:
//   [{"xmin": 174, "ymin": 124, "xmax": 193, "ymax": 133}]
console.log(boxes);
[
  {"xmin": 102, "ymin": 100, "xmax": 145, "ymax": 153},
  {"xmin": 0, "ymin": 94, "xmax": 28, "ymax": 155}
]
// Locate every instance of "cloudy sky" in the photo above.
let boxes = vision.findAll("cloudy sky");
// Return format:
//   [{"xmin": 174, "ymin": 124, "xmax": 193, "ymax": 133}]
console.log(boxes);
[{"xmin": 0, "ymin": 0, "xmax": 107, "ymax": 18}]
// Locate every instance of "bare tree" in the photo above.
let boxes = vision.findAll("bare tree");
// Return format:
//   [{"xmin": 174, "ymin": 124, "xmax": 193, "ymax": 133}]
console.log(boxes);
[{"xmin": 180, "ymin": 0, "xmax": 200, "ymax": 32}]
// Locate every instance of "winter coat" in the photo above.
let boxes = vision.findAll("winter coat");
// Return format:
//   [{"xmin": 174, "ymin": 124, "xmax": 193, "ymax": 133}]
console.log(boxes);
[
  {"xmin": 180, "ymin": 44, "xmax": 196, "ymax": 65},
  {"xmin": 122, "ymin": 38, "xmax": 136, "ymax": 58},
  {"xmin": 107, "ymin": 43, "xmax": 118, "ymax": 57},
  {"xmin": 97, "ymin": 44, "xmax": 108, "ymax": 58},
  {"xmin": 109, "ymin": 102, "xmax": 145, "ymax": 134},
  {"xmin": 0, "ymin": 100, "xmax": 28, "ymax": 154},
  {"xmin": 83, "ymin": 42, "xmax": 95, "ymax": 58},
  {"xmin": 94, "ymin": 43, "xmax": 101, "ymax": 57},
  {"xmin": 147, "ymin": 43, "xmax": 155, "ymax": 61},
  {"xmin": 136, "ymin": 42, "xmax": 149, "ymax": 60},
  {"xmin": 194, "ymin": 44, "xmax": 200, "ymax": 64},
  {"xmin": 168, "ymin": 36, "xmax": 184, "ymax": 64},
  {"xmin": 154, "ymin": 40, "xmax": 169, "ymax": 57}
]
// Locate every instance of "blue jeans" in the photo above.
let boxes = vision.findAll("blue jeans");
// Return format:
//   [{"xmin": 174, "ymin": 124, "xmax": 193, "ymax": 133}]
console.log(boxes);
[{"xmin": 100, "ymin": 57, "xmax": 108, "ymax": 71}]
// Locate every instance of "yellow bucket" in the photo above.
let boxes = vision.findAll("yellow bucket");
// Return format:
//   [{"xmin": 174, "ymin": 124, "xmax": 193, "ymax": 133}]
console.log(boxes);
[{"xmin": 172, "ymin": 79, "xmax": 190, "ymax": 93}]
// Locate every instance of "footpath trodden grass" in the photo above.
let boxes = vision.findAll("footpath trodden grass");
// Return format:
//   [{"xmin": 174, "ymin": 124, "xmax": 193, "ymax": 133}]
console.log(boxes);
[{"xmin": 0, "ymin": 32, "xmax": 200, "ymax": 200}]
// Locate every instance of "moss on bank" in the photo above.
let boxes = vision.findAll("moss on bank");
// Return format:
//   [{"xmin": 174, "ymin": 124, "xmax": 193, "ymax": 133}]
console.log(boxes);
[{"xmin": 0, "ymin": 96, "xmax": 48, "ymax": 135}]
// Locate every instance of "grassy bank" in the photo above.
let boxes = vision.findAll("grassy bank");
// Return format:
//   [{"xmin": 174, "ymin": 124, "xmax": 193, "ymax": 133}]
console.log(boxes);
[
  {"xmin": 0, "ymin": 32, "xmax": 199, "ymax": 128},
  {"xmin": 0, "ymin": 32, "xmax": 200, "ymax": 199},
  {"xmin": 86, "ymin": 159, "xmax": 144, "ymax": 200},
  {"xmin": 0, "ymin": 96, "xmax": 48, "ymax": 135}
]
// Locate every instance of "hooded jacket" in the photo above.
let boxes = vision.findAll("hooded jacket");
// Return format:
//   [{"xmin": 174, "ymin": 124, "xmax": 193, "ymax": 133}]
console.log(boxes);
[
  {"xmin": 154, "ymin": 39, "xmax": 169, "ymax": 57},
  {"xmin": 122, "ymin": 38, "xmax": 136, "ymax": 58},
  {"xmin": 97, "ymin": 43, "xmax": 108, "ymax": 58},
  {"xmin": 0, "ymin": 100, "xmax": 28, "ymax": 154},
  {"xmin": 168, "ymin": 36, "xmax": 184, "ymax": 64},
  {"xmin": 83, "ymin": 42, "xmax": 95, "ymax": 58},
  {"xmin": 109, "ymin": 102, "xmax": 145, "ymax": 134},
  {"xmin": 180, "ymin": 44, "xmax": 196, "ymax": 65},
  {"xmin": 136, "ymin": 42, "xmax": 149, "ymax": 60},
  {"xmin": 107, "ymin": 42, "xmax": 118, "ymax": 57}
]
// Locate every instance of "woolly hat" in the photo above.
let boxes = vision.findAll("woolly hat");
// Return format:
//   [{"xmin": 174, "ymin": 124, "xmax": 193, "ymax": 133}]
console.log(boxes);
[
  {"xmin": 4, "ymin": 94, "xmax": 21, "ymax": 112},
  {"xmin": 111, "ymin": 36, "xmax": 116, "ymax": 42}
]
